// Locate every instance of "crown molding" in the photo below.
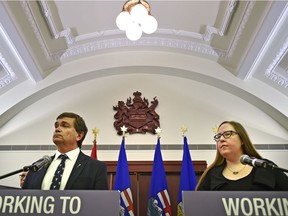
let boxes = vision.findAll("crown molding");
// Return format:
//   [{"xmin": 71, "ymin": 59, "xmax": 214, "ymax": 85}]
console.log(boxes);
[
  {"xmin": 35, "ymin": 0, "xmax": 240, "ymax": 61},
  {"xmin": 0, "ymin": 25, "xmax": 18, "ymax": 90},
  {"xmin": 265, "ymin": 38, "xmax": 288, "ymax": 89},
  {"xmin": 203, "ymin": 0, "xmax": 238, "ymax": 41},
  {"xmin": 60, "ymin": 37, "xmax": 221, "ymax": 61}
]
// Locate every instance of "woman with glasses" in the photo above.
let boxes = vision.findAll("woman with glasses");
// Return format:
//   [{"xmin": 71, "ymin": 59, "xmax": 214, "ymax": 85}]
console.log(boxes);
[{"xmin": 196, "ymin": 121, "xmax": 288, "ymax": 191}]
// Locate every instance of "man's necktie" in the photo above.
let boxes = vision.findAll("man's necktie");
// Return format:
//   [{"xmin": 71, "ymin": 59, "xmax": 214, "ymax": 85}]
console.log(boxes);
[{"xmin": 50, "ymin": 154, "xmax": 68, "ymax": 190}]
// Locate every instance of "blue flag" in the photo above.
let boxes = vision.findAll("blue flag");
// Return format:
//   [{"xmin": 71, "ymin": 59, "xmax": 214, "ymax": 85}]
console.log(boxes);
[
  {"xmin": 177, "ymin": 136, "xmax": 197, "ymax": 216},
  {"xmin": 114, "ymin": 137, "xmax": 135, "ymax": 216},
  {"xmin": 148, "ymin": 138, "xmax": 172, "ymax": 216}
]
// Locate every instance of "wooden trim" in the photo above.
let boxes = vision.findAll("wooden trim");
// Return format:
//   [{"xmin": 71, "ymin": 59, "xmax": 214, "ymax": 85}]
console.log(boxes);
[{"xmin": 105, "ymin": 160, "xmax": 207, "ymax": 173}]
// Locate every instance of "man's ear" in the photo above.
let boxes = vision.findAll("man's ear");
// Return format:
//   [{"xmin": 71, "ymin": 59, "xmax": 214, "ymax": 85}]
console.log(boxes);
[{"xmin": 76, "ymin": 132, "xmax": 84, "ymax": 141}]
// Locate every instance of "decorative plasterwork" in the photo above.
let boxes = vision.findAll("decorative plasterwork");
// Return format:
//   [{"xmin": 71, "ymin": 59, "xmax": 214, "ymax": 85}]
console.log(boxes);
[
  {"xmin": 265, "ymin": 71, "xmax": 288, "ymax": 89},
  {"xmin": 224, "ymin": 1, "xmax": 255, "ymax": 59},
  {"xmin": 38, "ymin": 0, "xmax": 74, "ymax": 45},
  {"xmin": 203, "ymin": 0, "xmax": 238, "ymax": 41},
  {"xmin": 38, "ymin": 0, "xmax": 238, "ymax": 44},
  {"xmin": 33, "ymin": 0, "xmax": 240, "ymax": 61},
  {"xmin": 0, "ymin": 25, "xmax": 17, "ymax": 89},
  {"xmin": 20, "ymin": 1, "xmax": 58, "ymax": 62},
  {"xmin": 20, "ymin": 0, "xmax": 275, "ymax": 83},
  {"xmin": 17, "ymin": 0, "xmax": 277, "ymax": 78},
  {"xmin": 60, "ymin": 37, "xmax": 221, "ymax": 60},
  {"xmin": 265, "ymin": 38, "xmax": 288, "ymax": 89},
  {"xmin": 0, "ymin": 52, "xmax": 17, "ymax": 89}
]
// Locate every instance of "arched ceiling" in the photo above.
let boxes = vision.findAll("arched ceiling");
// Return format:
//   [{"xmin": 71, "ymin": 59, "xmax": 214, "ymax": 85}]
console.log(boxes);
[{"xmin": 0, "ymin": 1, "xmax": 287, "ymax": 129}]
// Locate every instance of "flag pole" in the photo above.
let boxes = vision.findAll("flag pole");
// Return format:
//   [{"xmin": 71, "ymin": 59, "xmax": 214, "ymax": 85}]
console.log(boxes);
[
  {"xmin": 177, "ymin": 125, "xmax": 198, "ymax": 216},
  {"xmin": 114, "ymin": 125, "xmax": 135, "ymax": 216},
  {"xmin": 148, "ymin": 127, "xmax": 173, "ymax": 216},
  {"xmin": 91, "ymin": 128, "xmax": 99, "ymax": 160}
]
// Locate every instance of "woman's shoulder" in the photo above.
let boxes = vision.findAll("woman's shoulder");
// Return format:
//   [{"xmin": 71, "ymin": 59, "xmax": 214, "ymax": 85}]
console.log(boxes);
[{"xmin": 253, "ymin": 160, "xmax": 288, "ymax": 190}]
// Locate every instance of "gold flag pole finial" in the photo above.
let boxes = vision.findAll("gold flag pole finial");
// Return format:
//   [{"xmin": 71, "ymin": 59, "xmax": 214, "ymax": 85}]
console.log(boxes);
[
  {"xmin": 212, "ymin": 126, "xmax": 218, "ymax": 134},
  {"xmin": 120, "ymin": 125, "xmax": 128, "ymax": 137},
  {"xmin": 181, "ymin": 125, "xmax": 188, "ymax": 136},
  {"xmin": 92, "ymin": 128, "xmax": 100, "ymax": 141}
]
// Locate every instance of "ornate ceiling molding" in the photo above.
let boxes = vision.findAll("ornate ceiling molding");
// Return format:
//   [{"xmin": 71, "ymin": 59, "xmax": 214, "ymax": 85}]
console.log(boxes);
[
  {"xmin": 38, "ymin": 0, "xmax": 239, "ymax": 44},
  {"xmin": 38, "ymin": 0, "xmax": 74, "ymax": 45},
  {"xmin": 59, "ymin": 37, "xmax": 221, "ymax": 61},
  {"xmin": 0, "ymin": 52, "xmax": 17, "ymax": 89},
  {"xmin": 265, "ymin": 38, "xmax": 288, "ymax": 89},
  {"xmin": 34, "ymin": 0, "xmax": 239, "ymax": 61},
  {"xmin": 223, "ymin": 1, "xmax": 255, "ymax": 59},
  {"xmin": 20, "ymin": 1, "xmax": 55, "ymax": 62},
  {"xmin": 19, "ymin": 0, "xmax": 287, "ymax": 93},
  {"xmin": 0, "ymin": 26, "xmax": 17, "ymax": 89},
  {"xmin": 203, "ymin": 0, "xmax": 238, "ymax": 41}
]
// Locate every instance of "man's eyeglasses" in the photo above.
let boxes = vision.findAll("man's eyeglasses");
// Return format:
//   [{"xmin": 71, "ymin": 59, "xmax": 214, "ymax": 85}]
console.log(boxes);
[{"xmin": 214, "ymin": 130, "xmax": 238, "ymax": 142}]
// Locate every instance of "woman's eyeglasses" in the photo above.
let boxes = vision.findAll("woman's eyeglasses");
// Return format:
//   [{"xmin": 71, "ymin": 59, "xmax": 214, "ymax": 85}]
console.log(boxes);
[{"xmin": 214, "ymin": 130, "xmax": 238, "ymax": 142}]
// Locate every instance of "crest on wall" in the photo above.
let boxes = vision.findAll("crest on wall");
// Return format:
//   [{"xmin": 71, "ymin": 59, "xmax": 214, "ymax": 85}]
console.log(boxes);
[{"xmin": 113, "ymin": 91, "xmax": 160, "ymax": 135}]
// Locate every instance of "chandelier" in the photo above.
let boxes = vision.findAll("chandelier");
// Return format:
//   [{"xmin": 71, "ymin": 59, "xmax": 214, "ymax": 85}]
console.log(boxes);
[{"xmin": 116, "ymin": 0, "xmax": 158, "ymax": 41}]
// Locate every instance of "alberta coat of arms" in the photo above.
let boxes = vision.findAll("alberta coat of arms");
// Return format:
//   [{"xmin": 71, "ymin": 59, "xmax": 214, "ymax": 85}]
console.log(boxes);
[{"xmin": 113, "ymin": 91, "xmax": 160, "ymax": 135}]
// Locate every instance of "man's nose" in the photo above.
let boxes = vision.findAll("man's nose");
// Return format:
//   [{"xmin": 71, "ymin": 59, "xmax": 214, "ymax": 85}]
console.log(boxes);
[{"xmin": 55, "ymin": 126, "xmax": 61, "ymax": 132}]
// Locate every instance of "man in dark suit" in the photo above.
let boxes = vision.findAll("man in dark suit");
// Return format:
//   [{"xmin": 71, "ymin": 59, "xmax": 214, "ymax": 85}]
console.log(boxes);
[{"xmin": 23, "ymin": 112, "xmax": 108, "ymax": 190}]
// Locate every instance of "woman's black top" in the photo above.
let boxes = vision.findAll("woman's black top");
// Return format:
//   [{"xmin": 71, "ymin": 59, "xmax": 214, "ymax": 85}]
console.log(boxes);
[{"xmin": 197, "ymin": 163, "xmax": 288, "ymax": 191}]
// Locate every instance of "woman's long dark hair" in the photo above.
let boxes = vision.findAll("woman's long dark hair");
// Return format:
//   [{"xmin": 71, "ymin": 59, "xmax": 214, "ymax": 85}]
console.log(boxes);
[{"xmin": 196, "ymin": 121, "xmax": 262, "ymax": 190}]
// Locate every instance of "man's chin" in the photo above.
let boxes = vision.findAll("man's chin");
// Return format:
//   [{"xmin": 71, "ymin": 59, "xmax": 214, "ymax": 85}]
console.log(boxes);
[{"xmin": 53, "ymin": 138, "xmax": 63, "ymax": 145}]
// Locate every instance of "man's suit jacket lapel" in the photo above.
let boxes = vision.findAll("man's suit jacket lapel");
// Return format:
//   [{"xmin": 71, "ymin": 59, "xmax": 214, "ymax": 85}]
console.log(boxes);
[
  {"xmin": 28, "ymin": 164, "xmax": 50, "ymax": 189},
  {"xmin": 65, "ymin": 151, "xmax": 87, "ymax": 189},
  {"xmin": 34, "ymin": 155, "xmax": 55, "ymax": 189}
]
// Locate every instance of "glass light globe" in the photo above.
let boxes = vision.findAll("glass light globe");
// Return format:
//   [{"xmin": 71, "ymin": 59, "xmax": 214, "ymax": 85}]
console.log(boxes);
[
  {"xmin": 141, "ymin": 15, "xmax": 158, "ymax": 34},
  {"xmin": 126, "ymin": 22, "xmax": 142, "ymax": 41},
  {"xmin": 130, "ymin": 4, "xmax": 148, "ymax": 24},
  {"xmin": 116, "ymin": 11, "xmax": 132, "ymax": 31}
]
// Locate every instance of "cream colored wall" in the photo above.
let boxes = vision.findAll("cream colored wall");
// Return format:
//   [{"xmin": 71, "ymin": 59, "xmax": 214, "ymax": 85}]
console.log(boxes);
[
  {"xmin": 1, "ymin": 72, "xmax": 288, "ymax": 144},
  {"xmin": 1, "ymin": 53, "xmax": 287, "ymax": 188},
  {"xmin": 0, "ymin": 72, "xmax": 287, "ymax": 188}
]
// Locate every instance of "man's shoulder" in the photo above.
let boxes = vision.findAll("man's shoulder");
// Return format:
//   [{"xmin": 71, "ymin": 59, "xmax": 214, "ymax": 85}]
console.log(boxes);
[{"xmin": 78, "ymin": 151, "xmax": 106, "ymax": 166}]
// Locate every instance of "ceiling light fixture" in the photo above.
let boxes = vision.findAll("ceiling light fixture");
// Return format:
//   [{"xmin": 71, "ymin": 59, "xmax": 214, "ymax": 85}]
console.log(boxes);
[{"xmin": 116, "ymin": 0, "xmax": 158, "ymax": 41}]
